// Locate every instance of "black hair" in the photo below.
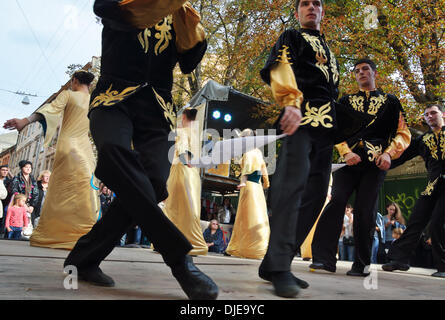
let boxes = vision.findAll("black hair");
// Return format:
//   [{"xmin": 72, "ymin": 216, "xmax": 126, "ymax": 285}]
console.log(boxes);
[
  {"xmin": 19, "ymin": 160, "xmax": 32, "ymax": 169},
  {"xmin": 425, "ymin": 104, "xmax": 444, "ymax": 112},
  {"xmin": 0, "ymin": 165, "xmax": 8, "ymax": 169},
  {"xmin": 72, "ymin": 70, "xmax": 95, "ymax": 85},
  {"xmin": 183, "ymin": 108, "xmax": 198, "ymax": 121},
  {"xmin": 354, "ymin": 58, "xmax": 377, "ymax": 71},
  {"xmin": 295, "ymin": 0, "xmax": 323, "ymax": 9}
]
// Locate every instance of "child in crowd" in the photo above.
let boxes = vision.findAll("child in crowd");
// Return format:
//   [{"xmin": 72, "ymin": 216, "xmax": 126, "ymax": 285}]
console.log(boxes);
[
  {"xmin": 392, "ymin": 228, "xmax": 404, "ymax": 242},
  {"xmin": 5, "ymin": 194, "xmax": 28, "ymax": 240}
]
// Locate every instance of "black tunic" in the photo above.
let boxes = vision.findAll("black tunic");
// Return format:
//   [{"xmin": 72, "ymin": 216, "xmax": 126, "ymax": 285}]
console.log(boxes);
[
  {"xmin": 391, "ymin": 126, "xmax": 445, "ymax": 195},
  {"xmin": 339, "ymin": 89, "xmax": 405, "ymax": 163},
  {"xmin": 89, "ymin": 0, "xmax": 207, "ymax": 130},
  {"xmin": 260, "ymin": 28, "xmax": 371, "ymax": 142}
]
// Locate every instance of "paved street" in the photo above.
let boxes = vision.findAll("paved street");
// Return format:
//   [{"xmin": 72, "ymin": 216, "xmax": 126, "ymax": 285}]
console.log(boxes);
[{"xmin": 0, "ymin": 239, "xmax": 443, "ymax": 300}]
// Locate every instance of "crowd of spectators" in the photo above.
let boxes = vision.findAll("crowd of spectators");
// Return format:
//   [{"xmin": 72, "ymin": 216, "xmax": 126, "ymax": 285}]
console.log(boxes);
[{"xmin": 0, "ymin": 161, "xmax": 435, "ymax": 268}]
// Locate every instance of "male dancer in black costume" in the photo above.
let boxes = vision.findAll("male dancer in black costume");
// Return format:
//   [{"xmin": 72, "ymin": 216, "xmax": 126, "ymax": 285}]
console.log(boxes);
[
  {"xmin": 383, "ymin": 104, "xmax": 445, "ymax": 278},
  {"xmin": 258, "ymin": 0, "xmax": 369, "ymax": 298},
  {"xmin": 64, "ymin": 0, "xmax": 218, "ymax": 300},
  {"xmin": 310, "ymin": 58, "xmax": 411, "ymax": 276}
]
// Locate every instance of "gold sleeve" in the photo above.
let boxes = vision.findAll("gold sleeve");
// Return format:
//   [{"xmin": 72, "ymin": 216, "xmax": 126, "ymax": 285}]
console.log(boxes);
[
  {"xmin": 384, "ymin": 113, "xmax": 411, "ymax": 160},
  {"xmin": 119, "ymin": 0, "xmax": 187, "ymax": 29},
  {"xmin": 36, "ymin": 90, "xmax": 70, "ymax": 147},
  {"xmin": 335, "ymin": 141, "xmax": 353, "ymax": 158},
  {"xmin": 172, "ymin": 2, "xmax": 205, "ymax": 53},
  {"xmin": 269, "ymin": 46, "xmax": 303, "ymax": 109}
]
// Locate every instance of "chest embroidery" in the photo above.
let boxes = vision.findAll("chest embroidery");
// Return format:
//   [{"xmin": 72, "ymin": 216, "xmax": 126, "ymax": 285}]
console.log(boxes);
[
  {"xmin": 137, "ymin": 15, "xmax": 173, "ymax": 56},
  {"xmin": 349, "ymin": 95, "xmax": 365, "ymax": 112},
  {"xmin": 301, "ymin": 33, "xmax": 329, "ymax": 82},
  {"xmin": 423, "ymin": 133, "xmax": 438, "ymax": 160},
  {"xmin": 368, "ymin": 94, "xmax": 387, "ymax": 116}
]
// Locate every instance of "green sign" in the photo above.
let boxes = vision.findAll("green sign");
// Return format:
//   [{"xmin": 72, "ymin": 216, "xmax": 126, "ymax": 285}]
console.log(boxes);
[{"xmin": 379, "ymin": 175, "xmax": 427, "ymax": 221}]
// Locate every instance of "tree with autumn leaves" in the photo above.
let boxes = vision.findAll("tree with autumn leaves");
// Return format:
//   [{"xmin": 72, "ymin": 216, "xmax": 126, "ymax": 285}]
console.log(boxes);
[{"xmin": 173, "ymin": 0, "xmax": 443, "ymax": 127}]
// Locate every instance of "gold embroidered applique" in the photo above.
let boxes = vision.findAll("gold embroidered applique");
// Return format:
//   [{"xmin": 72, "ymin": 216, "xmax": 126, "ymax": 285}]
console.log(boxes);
[
  {"xmin": 301, "ymin": 33, "xmax": 330, "ymax": 82},
  {"xmin": 421, "ymin": 177, "xmax": 439, "ymax": 196},
  {"xmin": 300, "ymin": 102, "xmax": 333, "ymax": 128},
  {"xmin": 328, "ymin": 47, "xmax": 339, "ymax": 84},
  {"xmin": 423, "ymin": 133, "xmax": 438, "ymax": 160},
  {"xmin": 349, "ymin": 95, "xmax": 365, "ymax": 112},
  {"xmin": 90, "ymin": 84, "xmax": 140, "ymax": 108},
  {"xmin": 153, "ymin": 88, "xmax": 176, "ymax": 131},
  {"xmin": 368, "ymin": 94, "xmax": 387, "ymax": 116},
  {"xmin": 137, "ymin": 28, "xmax": 151, "ymax": 53},
  {"xmin": 439, "ymin": 131, "xmax": 445, "ymax": 160},
  {"xmin": 276, "ymin": 45, "xmax": 293, "ymax": 65},
  {"xmin": 365, "ymin": 141, "xmax": 382, "ymax": 161},
  {"xmin": 154, "ymin": 15, "xmax": 173, "ymax": 56}
]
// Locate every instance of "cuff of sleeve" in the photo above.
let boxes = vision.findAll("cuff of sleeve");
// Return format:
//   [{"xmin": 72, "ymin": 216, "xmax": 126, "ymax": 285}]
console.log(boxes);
[
  {"xmin": 335, "ymin": 142, "xmax": 352, "ymax": 158},
  {"xmin": 280, "ymin": 96, "xmax": 301, "ymax": 109},
  {"xmin": 384, "ymin": 147, "xmax": 397, "ymax": 160}
]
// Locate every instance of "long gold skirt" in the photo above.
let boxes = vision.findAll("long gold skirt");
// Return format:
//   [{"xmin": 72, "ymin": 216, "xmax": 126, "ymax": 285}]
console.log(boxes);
[
  {"xmin": 164, "ymin": 164, "xmax": 208, "ymax": 256},
  {"xmin": 226, "ymin": 181, "xmax": 270, "ymax": 259},
  {"xmin": 30, "ymin": 137, "xmax": 99, "ymax": 250}
]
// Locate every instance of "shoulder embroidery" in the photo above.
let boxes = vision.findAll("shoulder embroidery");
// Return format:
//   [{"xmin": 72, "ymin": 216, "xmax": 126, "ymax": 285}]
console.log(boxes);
[{"xmin": 276, "ymin": 45, "xmax": 293, "ymax": 65}]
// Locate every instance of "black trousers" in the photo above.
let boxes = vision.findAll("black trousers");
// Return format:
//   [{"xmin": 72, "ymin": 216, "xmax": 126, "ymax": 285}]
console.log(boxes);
[
  {"xmin": 260, "ymin": 129, "xmax": 333, "ymax": 272},
  {"xmin": 388, "ymin": 179, "xmax": 445, "ymax": 272},
  {"xmin": 65, "ymin": 90, "xmax": 192, "ymax": 270},
  {"xmin": 311, "ymin": 160, "xmax": 386, "ymax": 271}
]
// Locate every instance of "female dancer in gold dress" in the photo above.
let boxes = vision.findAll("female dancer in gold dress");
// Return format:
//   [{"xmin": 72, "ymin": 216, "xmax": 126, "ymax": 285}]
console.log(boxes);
[
  {"xmin": 226, "ymin": 129, "xmax": 270, "ymax": 259},
  {"xmin": 163, "ymin": 108, "xmax": 208, "ymax": 255},
  {"xmin": 4, "ymin": 71, "xmax": 99, "ymax": 249}
]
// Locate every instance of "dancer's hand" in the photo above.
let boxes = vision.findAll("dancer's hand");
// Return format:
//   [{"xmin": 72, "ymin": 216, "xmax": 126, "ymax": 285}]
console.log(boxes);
[
  {"xmin": 237, "ymin": 183, "xmax": 246, "ymax": 190},
  {"xmin": 280, "ymin": 106, "xmax": 302, "ymax": 135},
  {"xmin": 3, "ymin": 118, "xmax": 29, "ymax": 132},
  {"xmin": 376, "ymin": 152, "xmax": 391, "ymax": 171},
  {"xmin": 344, "ymin": 152, "xmax": 361, "ymax": 166}
]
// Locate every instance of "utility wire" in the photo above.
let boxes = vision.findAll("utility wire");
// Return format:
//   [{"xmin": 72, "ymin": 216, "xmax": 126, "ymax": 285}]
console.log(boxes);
[{"xmin": 15, "ymin": 0, "xmax": 63, "ymax": 84}]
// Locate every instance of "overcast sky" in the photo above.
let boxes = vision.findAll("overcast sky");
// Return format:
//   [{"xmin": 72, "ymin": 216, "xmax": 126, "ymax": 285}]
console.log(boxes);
[{"xmin": 0, "ymin": 0, "xmax": 102, "ymax": 134}]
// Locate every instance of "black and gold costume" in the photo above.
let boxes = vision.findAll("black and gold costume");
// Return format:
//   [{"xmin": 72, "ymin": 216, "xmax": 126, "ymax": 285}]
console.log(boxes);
[
  {"xmin": 311, "ymin": 89, "xmax": 411, "ymax": 273},
  {"xmin": 65, "ymin": 0, "xmax": 207, "ymax": 270},
  {"xmin": 259, "ymin": 28, "xmax": 369, "ymax": 275},
  {"xmin": 387, "ymin": 126, "xmax": 445, "ymax": 272}
]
